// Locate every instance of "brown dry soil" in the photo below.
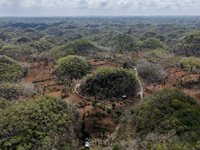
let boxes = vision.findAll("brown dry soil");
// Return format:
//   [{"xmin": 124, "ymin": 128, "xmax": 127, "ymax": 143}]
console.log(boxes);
[{"xmin": 144, "ymin": 62, "xmax": 200, "ymax": 104}]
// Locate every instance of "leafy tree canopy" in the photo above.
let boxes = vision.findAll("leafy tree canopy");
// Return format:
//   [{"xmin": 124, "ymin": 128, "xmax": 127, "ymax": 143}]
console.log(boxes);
[
  {"xmin": 142, "ymin": 38, "xmax": 165, "ymax": 49},
  {"xmin": 111, "ymin": 34, "xmax": 138, "ymax": 52},
  {"xmin": 179, "ymin": 31, "xmax": 200, "ymax": 57},
  {"xmin": 132, "ymin": 89, "xmax": 200, "ymax": 143},
  {"xmin": 0, "ymin": 98, "xmax": 10, "ymax": 111},
  {"xmin": 0, "ymin": 55, "xmax": 24, "ymax": 82},
  {"xmin": 0, "ymin": 95, "xmax": 81, "ymax": 149},
  {"xmin": 54, "ymin": 55, "xmax": 90, "ymax": 80}
]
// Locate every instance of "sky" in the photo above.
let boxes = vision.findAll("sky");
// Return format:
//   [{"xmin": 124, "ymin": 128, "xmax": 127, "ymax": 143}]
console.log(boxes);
[{"xmin": 0, "ymin": 0, "xmax": 200, "ymax": 16}]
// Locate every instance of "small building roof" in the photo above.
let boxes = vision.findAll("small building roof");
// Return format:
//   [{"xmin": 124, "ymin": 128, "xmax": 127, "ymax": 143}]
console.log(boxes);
[
  {"xmin": 122, "ymin": 95, "xmax": 127, "ymax": 98},
  {"xmin": 85, "ymin": 142, "xmax": 89, "ymax": 147}
]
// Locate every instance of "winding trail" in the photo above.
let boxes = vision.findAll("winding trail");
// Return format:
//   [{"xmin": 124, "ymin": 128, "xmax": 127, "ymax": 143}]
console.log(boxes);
[
  {"xmin": 107, "ymin": 57, "xmax": 144, "ymax": 102},
  {"xmin": 74, "ymin": 83, "xmax": 87, "ymax": 99},
  {"xmin": 132, "ymin": 66, "xmax": 144, "ymax": 102}
]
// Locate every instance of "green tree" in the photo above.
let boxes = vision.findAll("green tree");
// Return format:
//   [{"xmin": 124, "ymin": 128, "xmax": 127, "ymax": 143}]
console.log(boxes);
[
  {"xmin": 54, "ymin": 55, "xmax": 90, "ymax": 80},
  {"xmin": 0, "ymin": 95, "xmax": 81, "ymax": 149},
  {"xmin": 0, "ymin": 55, "xmax": 24, "ymax": 82},
  {"xmin": 112, "ymin": 143, "xmax": 122, "ymax": 150},
  {"xmin": 142, "ymin": 38, "xmax": 165, "ymax": 49}
]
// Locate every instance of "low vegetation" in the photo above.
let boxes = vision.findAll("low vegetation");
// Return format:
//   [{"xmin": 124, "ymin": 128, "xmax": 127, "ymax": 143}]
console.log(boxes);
[
  {"xmin": 0, "ymin": 98, "xmax": 10, "ymax": 111},
  {"xmin": 136, "ymin": 60, "xmax": 167, "ymax": 85},
  {"xmin": 0, "ymin": 82, "xmax": 36, "ymax": 102}
]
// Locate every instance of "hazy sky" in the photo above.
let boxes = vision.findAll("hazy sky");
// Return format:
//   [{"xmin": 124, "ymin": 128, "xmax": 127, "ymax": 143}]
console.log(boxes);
[{"xmin": 0, "ymin": 0, "xmax": 200, "ymax": 16}]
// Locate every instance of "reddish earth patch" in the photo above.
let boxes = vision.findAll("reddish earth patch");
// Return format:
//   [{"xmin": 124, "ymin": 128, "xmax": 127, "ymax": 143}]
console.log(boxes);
[
  {"xmin": 153, "ymin": 63, "xmax": 200, "ymax": 103},
  {"xmin": 90, "ymin": 60, "xmax": 119, "ymax": 72},
  {"xmin": 189, "ymin": 91, "xmax": 198, "ymax": 99},
  {"xmin": 47, "ymin": 91, "xmax": 61, "ymax": 97},
  {"xmin": 67, "ymin": 93, "xmax": 83, "ymax": 103},
  {"xmin": 142, "ymin": 62, "xmax": 200, "ymax": 104},
  {"xmin": 169, "ymin": 71, "xmax": 189, "ymax": 77},
  {"xmin": 25, "ymin": 62, "xmax": 55, "ymax": 83}
]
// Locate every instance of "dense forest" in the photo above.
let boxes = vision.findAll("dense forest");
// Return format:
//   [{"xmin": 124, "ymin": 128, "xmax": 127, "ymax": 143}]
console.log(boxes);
[{"xmin": 0, "ymin": 16, "xmax": 200, "ymax": 149}]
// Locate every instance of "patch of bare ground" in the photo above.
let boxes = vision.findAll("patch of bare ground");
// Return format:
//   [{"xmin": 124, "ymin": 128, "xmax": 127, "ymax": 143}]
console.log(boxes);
[
  {"xmin": 152, "ymin": 63, "xmax": 200, "ymax": 103},
  {"xmin": 24, "ymin": 61, "xmax": 55, "ymax": 83},
  {"xmin": 67, "ymin": 93, "xmax": 83, "ymax": 103},
  {"xmin": 90, "ymin": 60, "xmax": 119, "ymax": 72},
  {"xmin": 47, "ymin": 91, "xmax": 61, "ymax": 97}
]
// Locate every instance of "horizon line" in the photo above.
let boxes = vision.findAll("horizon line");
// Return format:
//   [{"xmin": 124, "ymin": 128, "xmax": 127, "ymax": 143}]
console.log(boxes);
[{"xmin": 0, "ymin": 15, "xmax": 200, "ymax": 18}]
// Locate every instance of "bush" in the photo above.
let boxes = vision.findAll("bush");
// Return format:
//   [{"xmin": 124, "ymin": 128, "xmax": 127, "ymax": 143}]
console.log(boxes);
[
  {"xmin": 0, "ymin": 98, "xmax": 10, "ymax": 110},
  {"xmin": 61, "ymin": 87, "xmax": 70, "ymax": 97},
  {"xmin": 0, "ymin": 55, "xmax": 24, "ymax": 82},
  {"xmin": 112, "ymin": 143, "xmax": 122, "ymax": 150},
  {"xmin": 54, "ymin": 55, "xmax": 90, "ymax": 80},
  {"xmin": 80, "ymin": 67, "xmax": 139, "ymax": 98},
  {"xmin": 136, "ymin": 60, "xmax": 167, "ymax": 85},
  {"xmin": 28, "ymin": 40, "xmax": 52, "ymax": 52},
  {"xmin": 0, "ymin": 45, "xmax": 21, "ymax": 59},
  {"xmin": 0, "ymin": 95, "xmax": 81, "ymax": 149},
  {"xmin": 0, "ymin": 82, "xmax": 37, "ymax": 101},
  {"xmin": 0, "ymin": 82, "xmax": 23, "ymax": 101}
]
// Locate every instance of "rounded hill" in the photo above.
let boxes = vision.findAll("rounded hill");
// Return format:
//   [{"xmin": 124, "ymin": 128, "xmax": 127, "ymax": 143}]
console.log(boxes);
[
  {"xmin": 179, "ymin": 31, "xmax": 200, "ymax": 56},
  {"xmin": 54, "ymin": 55, "xmax": 90, "ymax": 80},
  {"xmin": 51, "ymin": 39, "xmax": 101, "ymax": 59},
  {"xmin": 79, "ymin": 67, "xmax": 139, "ymax": 98},
  {"xmin": 132, "ymin": 89, "xmax": 200, "ymax": 138}
]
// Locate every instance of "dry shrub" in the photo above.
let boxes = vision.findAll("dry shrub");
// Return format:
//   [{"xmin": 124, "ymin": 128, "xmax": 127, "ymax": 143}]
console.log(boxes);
[{"xmin": 136, "ymin": 60, "xmax": 167, "ymax": 85}]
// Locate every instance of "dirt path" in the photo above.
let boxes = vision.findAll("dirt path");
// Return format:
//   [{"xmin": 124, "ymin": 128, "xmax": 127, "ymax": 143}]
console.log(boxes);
[
  {"xmin": 132, "ymin": 67, "xmax": 144, "ymax": 102},
  {"xmin": 107, "ymin": 57, "xmax": 144, "ymax": 102},
  {"xmin": 74, "ymin": 83, "xmax": 87, "ymax": 99}
]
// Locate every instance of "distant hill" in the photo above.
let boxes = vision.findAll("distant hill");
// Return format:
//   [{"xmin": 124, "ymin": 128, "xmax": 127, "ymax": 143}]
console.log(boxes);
[
  {"xmin": 99, "ymin": 34, "xmax": 138, "ymax": 52},
  {"xmin": 179, "ymin": 31, "xmax": 200, "ymax": 56},
  {"xmin": 51, "ymin": 39, "xmax": 102, "ymax": 59}
]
